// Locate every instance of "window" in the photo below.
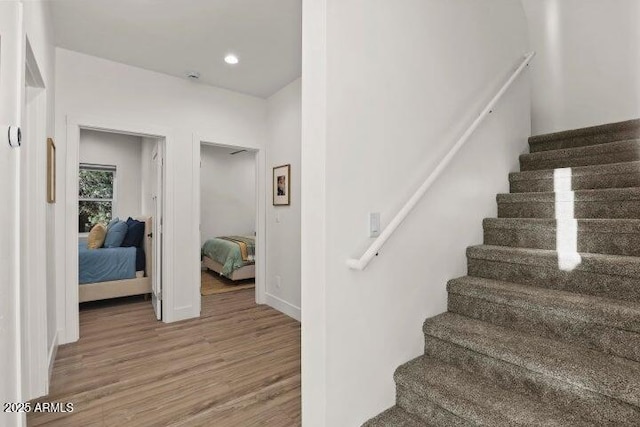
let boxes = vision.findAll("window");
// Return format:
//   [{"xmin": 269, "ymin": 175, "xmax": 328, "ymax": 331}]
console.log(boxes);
[{"xmin": 78, "ymin": 164, "xmax": 116, "ymax": 233}]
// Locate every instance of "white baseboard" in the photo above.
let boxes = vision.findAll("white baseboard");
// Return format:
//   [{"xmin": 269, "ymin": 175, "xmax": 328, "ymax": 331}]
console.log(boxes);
[
  {"xmin": 167, "ymin": 304, "xmax": 200, "ymax": 323},
  {"xmin": 265, "ymin": 293, "xmax": 301, "ymax": 322},
  {"xmin": 47, "ymin": 331, "xmax": 59, "ymax": 391}
]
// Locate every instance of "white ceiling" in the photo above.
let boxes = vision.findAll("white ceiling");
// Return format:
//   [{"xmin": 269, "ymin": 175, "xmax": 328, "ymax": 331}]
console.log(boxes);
[{"xmin": 50, "ymin": 0, "xmax": 302, "ymax": 98}]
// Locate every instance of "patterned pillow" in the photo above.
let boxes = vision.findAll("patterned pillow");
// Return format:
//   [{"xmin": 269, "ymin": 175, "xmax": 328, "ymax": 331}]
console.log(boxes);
[{"xmin": 87, "ymin": 223, "xmax": 107, "ymax": 249}]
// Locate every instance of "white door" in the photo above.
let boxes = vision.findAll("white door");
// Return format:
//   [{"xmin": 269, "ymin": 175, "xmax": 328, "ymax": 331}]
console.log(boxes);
[
  {"xmin": 151, "ymin": 143, "xmax": 163, "ymax": 320},
  {"xmin": 0, "ymin": 2, "xmax": 25, "ymax": 426}
]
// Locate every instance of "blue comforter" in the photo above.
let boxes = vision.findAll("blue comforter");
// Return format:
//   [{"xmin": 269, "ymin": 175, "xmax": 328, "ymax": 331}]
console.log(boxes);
[{"xmin": 79, "ymin": 242, "xmax": 137, "ymax": 284}]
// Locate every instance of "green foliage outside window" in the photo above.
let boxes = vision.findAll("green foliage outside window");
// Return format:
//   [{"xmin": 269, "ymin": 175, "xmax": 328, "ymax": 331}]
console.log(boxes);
[{"xmin": 79, "ymin": 167, "xmax": 115, "ymax": 233}]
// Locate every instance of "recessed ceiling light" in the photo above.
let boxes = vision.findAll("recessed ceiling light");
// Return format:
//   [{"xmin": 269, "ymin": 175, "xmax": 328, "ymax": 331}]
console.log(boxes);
[{"xmin": 224, "ymin": 54, "xmax": 239, "ymax": 65}]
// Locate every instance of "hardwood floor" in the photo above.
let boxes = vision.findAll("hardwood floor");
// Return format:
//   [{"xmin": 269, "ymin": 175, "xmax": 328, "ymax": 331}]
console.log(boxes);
[
  {"xmin": 29, "ymin": 290, "xmax": 301, "ymax": 426},
  {"xmin": 200, "ymin": 270, "xmax": 255, "ymax": 295}
]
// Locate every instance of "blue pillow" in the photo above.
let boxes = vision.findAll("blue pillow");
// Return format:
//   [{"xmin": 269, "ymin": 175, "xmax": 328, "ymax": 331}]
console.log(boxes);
[
  {"xmin": 106, "ymin": 217, "xmax": 120, "ymax": 231},
  {"xmin": 103, "ymin": 221, "xmax": 128, "ymax": 248},
  {"xmin": 122, "ymin": 217, "xmax": 145, "ymax": 248}
]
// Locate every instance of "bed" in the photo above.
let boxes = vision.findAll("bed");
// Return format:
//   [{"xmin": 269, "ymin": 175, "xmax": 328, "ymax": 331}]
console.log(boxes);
[
  {"xmin": 78, "ymin": 216, "xmax": 153, "ymax": 303},
  {"xmin": 202, "ymin": 236, "xmax": 255, "ymax": 281}
]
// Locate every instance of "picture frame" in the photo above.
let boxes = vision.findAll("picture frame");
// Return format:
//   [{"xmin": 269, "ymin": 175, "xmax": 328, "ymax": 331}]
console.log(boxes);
[
  {"xmin": 47, "ymin": 138, "xmax": 56, "ymax": 203},
  {"xmin": 273, "ymin": 164, "xmax": 290, "ymax": 206}
]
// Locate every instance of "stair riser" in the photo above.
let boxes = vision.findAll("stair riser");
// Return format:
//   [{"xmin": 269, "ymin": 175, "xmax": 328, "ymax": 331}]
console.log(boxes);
[
  {"xmin": 530, "ymin": 129, "xmax": 640, "ymax": 153},
  {"xmin": 448, "ymin": 293, "xmax": 640, "ymax": 363},
  {"xmin": 510, "ymin": 173, "xmax": 640, "ymax": 193},
  {"xmin": 483, "ymin": 227, "xmax": 640, "ymax": 256},
  {"xmin": 467, "ymin": 258, "xmax": 640, "ymax": 303},
  {"xmin": 396, "ymin": 385, "xmax": 471, "ymax": 427},
  {"xmin": 423, "ymin": 335, "xmax": 640, "ymax": 426},
  {"xmin": 497, "ymin": 200, "xmax": 640, "ymax": 219},
  {"xmin": 361, "ymin": 406, "xmax": 424, "ymax": 427},
  {"xmin": 520, "ymin": 147, "xmax": 640, "ymax": 171}
]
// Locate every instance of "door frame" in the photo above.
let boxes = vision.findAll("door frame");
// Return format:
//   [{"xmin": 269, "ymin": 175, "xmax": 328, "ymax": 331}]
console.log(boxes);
[
  {"xmin": 63, "ymin": 115, "xmax": 171, "ymax": 343},
  {"xmin": 21, "ymin": 36, "xmax": 49, "ymax": 400},
  {"xmin": 193, "ymin": 135, "xmax": 267, "ymax": 307},
  {"xmin": 150, "ymin": 141, "xmax": 164, "ymax": 320}
]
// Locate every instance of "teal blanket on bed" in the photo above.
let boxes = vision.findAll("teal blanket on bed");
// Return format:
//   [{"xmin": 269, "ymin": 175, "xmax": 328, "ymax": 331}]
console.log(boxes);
[{"xmin": 201, "ymin": 236, "xmax": 255, "ymax": 277}]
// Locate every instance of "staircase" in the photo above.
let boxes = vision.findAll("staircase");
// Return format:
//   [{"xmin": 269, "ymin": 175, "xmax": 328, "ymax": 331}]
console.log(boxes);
[{"xmin": 364, "ymin": 119, "xmax": 640, "ymax": 426}]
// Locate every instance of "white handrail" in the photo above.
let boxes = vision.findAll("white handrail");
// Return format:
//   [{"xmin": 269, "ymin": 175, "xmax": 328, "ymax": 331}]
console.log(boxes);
[{"xmin": 346, "ymin": 51, "xmax": 536, "ymax": 271}]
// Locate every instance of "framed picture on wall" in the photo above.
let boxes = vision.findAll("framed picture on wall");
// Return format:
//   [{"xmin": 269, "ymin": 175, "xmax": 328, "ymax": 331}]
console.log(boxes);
[
  {"xmin": 273, "ymin": 164, "xmax": 290, "ymax": 206},
  {"xmin": 47, "ymin": 138, "xmax": 56, "ymax": 203}
]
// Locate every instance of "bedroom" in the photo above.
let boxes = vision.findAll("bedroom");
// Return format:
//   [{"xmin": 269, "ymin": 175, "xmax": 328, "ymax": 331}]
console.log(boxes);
[
  {"xmin": 200, "ymin": 144, "xmax": 257, "ymax": 297},
  {"xmin": 78, "ymin": 129, "xmax": 164, "ymax": 321}
]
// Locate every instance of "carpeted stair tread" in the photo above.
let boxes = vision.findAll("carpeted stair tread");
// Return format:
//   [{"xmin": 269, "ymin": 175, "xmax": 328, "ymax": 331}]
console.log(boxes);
[
  {"xmin": 395, "ymin": 355, "xmax": 590, "ymax": 426},
  {"xmin": 467, "ymin": 245, "xmax": 640, "ymax": 278},
  {"xmin": 483, "ymin": 217, "xmax": 640, "ymax": 232},
  {"xmin": 520, "ymin": 139, "xmax": 640, "ymax": 171},
  {"xmin": 447, "ymin": 276, "xmax": 640, "ymax": 333},
  {"xmin": 422, "ymin": 313, "xmax": 640, "ymax": 408},
  {"xmin": 509, "ymin": 161, "xmax": 640, "ymax": 193},
  {"xmin": 498, "ymin": 186, "xmax": 640, "ymax": 203},
  {"xmin": 467, "ymin": 247, "xmax": 640, "ymax": 302},
  {"xmin": 447, "ymin": 276, "xmax": 640, "ymax": 362},
  {"xmin": 362, "ymin": 406, "xmax": 428, "ymax": 427},
  {"xmin": 528, "ymin": 118, "xmax": 640, "ymax": 153},
  {"xmin": 483, "ymin": 218, "xmax": 640, "ymax": 256},
  {"xmin": 497, "ymin": 187, "xmax": 640, "ymax": 219}
]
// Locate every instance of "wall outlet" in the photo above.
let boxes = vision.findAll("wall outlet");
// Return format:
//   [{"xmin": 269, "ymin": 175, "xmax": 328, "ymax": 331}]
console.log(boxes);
[{"xmin": 275, "ymin": 275, "xmax": 281, "ymax": 289}]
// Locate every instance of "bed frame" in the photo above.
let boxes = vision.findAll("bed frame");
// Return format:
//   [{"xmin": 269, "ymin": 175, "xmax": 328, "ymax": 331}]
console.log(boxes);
[
  {"xmin": 79, "ymin": 216, "xmax": 153, "ymax": 303},
  {"xmin": 203, "ymin": 255, "xmax": 255, "ymax": 281}
]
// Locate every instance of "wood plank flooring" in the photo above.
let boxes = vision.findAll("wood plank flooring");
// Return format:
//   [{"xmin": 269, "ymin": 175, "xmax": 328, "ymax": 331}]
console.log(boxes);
[
  {"xmin": 201, "ymin": 270, "xmax": 255, "ymax": 295},
  {"xmin": 28, "ymin": 290, "xmax": 301, "ymax": 426}
]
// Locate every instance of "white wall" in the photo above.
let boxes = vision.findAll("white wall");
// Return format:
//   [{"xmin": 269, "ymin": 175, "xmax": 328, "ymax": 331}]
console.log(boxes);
[
  {"xmin": 79, "ymin": 130, "xmax": 142, "ymax": 220},
  {"xmin": 302, "ymin": 0, "xmax": 531, "ymax": 425},
  {"xmin": 266, "ymin": 78, "xmax": 301, "ymax": 320},
  {"xmin": 200, "ymin": 145, "xmax": 256, "ymax": 243},
  {"xmin": 521, "ymin": 0, "xmax": 640, "ymax": 134},
  {"xmin": 55, "ymin": 48, "xmax": 267, "ymax": 341}
]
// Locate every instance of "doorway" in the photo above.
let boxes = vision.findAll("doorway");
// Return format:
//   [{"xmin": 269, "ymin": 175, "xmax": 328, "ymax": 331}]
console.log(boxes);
[
  {"xmin": 75, "ymin": 130, "xmax": 164, "ymax": 329},
  {"xmin": 64, "ymin": 118, "xmax": 169, "ymax": 343},
  {"xmin": 194, "ymin": 138, "xmax": 266, "ymax": 313},
  {"xmin": 199, "ymin": 143, "xmax": 257, "ymax": 300}
]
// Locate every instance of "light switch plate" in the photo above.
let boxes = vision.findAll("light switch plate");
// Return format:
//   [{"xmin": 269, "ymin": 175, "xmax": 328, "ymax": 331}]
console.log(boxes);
[{"xmin": 370, "ymin": 212, "xmax": 380, "ymax": 237}]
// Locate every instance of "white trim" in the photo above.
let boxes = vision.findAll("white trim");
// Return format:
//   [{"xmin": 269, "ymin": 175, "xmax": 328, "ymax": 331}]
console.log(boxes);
[
  {"xmin": 78, "ymin": 163, "xmax": 117, "ymax": 233},
  {"xmin": 20, "ymin": 36, "xmax": 48, "ymax": 401},
  {"xmin": 301, "ymin": 0, "xmax": 328, "ymax": 424},
  {"xmin": 265, "ymin": 293, "xmax": 301, "ymax": 322},
  {"xmin": 46, "ymin": 331, "xmax": 58, "ymax": 390},
  {"xmin": 171, "ymin": 305, "xmax": 201, "ymax": 322},
  {"xmin": 192, "ymin": 133, "xmax": 267, "ymax": 310},
  {"xmin": 62, "ymin": 114, "xmax": 172, "ymax": 344}
]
